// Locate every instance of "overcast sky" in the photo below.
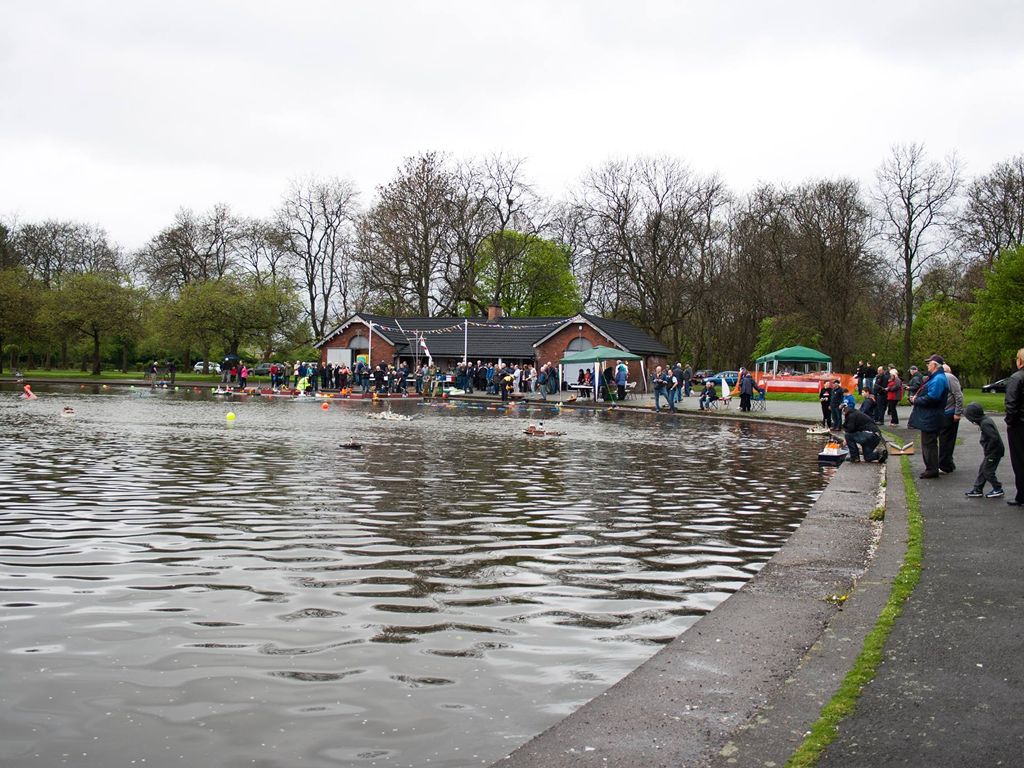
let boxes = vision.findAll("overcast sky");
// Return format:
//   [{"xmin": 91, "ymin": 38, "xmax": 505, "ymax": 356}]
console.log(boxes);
[{"xmin": 2, "ymin": 1, "xmax": 1021, "ymax": 249}]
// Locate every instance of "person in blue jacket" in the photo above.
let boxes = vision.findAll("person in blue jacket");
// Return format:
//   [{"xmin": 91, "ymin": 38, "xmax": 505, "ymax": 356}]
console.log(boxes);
[{"xmin": 908, "ymin": 354, "xmax": 950, "ymax": 479}]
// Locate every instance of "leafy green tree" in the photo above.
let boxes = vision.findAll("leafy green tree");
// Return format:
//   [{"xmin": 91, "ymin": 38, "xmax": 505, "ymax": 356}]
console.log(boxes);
[
  {"xmin": 474, "ymin": 232, "xmax": 581, "ymax": 316},
  {"xmin": 752, "ymin": 315, "xmax": 823, "ymax": 360},
  {"xmin": 968, "ymin": 245, "xmax": 1024, "ymax": 373},
  {"xmin": 165, "ymin": 277, "xmax": 303, "ymax": 367},
  {"xmin": 912, "ymin": 298, "xmax": 970, "ymax": 372},
  {"xmin": 0, "ymin": 268, "xmax": 42, "ymax": 372},
  {"xmin": 44, "ymin": 272, "xmax": 139, "ymax": 375}
]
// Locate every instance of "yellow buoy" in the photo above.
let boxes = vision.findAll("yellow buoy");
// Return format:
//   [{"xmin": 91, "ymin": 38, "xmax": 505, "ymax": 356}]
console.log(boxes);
[{"xmin": 226, "ymin": 412, "xmax": 236, "ymax": 422}]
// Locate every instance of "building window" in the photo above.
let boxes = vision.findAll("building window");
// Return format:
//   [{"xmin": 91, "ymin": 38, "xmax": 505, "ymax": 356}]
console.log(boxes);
[
  {"xmin": 349, "ymin": 334, "xmax": 369, "ymax": 350},
  {"xmin": 566, "ymin": 337, "xmax": 593, "ymax": 352}
]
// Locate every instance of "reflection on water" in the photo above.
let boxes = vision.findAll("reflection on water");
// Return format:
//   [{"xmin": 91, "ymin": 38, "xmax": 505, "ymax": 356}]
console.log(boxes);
[{"xmin": 0, "ymin": 385, "xmax": 827, "ymax": 767}]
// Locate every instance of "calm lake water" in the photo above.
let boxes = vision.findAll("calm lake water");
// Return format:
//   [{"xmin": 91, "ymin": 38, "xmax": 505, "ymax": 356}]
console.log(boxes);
[{"xmin": 0, "ymin": 384, "xmax": 828, "ymax": 768}]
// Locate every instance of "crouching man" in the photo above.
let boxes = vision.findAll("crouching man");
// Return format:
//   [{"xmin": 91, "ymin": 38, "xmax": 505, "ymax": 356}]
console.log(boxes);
[{"xmin": 842, "ymin": 403, "xmax": 887, "ymax": 463}]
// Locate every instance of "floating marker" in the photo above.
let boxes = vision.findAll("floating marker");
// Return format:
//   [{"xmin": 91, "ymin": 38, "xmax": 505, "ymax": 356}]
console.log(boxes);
[
  {"xmin": 226, "ymin": 412, "xmax": 236, "ymax": 422},
  {"xmin": 321, "ymin": 402, "xmax": 330, "ymax": 411}
]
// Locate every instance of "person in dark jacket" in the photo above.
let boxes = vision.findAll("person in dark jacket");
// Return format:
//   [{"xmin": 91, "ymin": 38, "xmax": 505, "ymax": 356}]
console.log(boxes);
[
  {"xmin": 818, "ymin": 382, "xmax": 832, "ymax": 427},
  {"xmin": 905, "ymin": 365, "xmax": 923, "ymax": 399},
  {"xmin": 938, "ymin": 363, "xmax": 965, "ymax": 474},
  {"xmin": 859, "ymin": 389, "xmax": 876, "ymax": 415},
  {"xmin": 829, "ymin": 380, "xmax": 844, "ymax": 430},
  {"xmin": 872, "ymin": 366, "xmax": 889, "ymax": 424},
  {"xmin": 1005, "ymin": 348, "xmax": 1024, "ymax": 507},
  {"xmin": 963, "ymin": 402, "xmax": 1005, "ymax": 498},
  {"xmin": 842, "ymin": 404, "xmax": 885, "ymax": 462},
  {"xmin": 908, "ymin": 355, "xmax": 950, "ymax": 479},
  {"xmin": 738, "ymin": 369, "xmax": 756, "ymax": 411}
]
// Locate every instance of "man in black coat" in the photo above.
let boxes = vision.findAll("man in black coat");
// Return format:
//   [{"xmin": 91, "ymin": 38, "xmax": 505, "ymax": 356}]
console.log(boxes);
[
  {"xmin": 842, "ymin": 403, "xmax": 885, "ymax": 462},
  {"xmin": 1005, "ymin": 348, "xmax": 1024, "ymax": 506},
  {"xmin": 872, "ymin": 366, "xmax": 889, "ymax": 424}
]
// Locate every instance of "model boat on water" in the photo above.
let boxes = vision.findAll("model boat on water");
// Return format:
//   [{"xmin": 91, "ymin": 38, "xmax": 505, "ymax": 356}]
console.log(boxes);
[{"xmin": 817, "ymin": 441, "xmax": 850, "ymax": 466}]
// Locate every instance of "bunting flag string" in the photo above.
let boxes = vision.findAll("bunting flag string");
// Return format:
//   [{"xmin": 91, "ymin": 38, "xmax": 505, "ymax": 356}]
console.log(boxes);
[{"xmin": 363, "ymin": 317, "xmax": 572, "ymax": 335}]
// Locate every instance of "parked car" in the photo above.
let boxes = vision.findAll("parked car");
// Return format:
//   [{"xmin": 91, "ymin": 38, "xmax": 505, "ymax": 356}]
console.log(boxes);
[
  {"xmin": 982, "ymin": 378, "xmax": 1008, "ymax": 393},
  {"xmin": 692, "ymin": 369, "xmax": 716, "ymax": 384},
  {"xmin": 707, "ymin": 370, "xmax": 740, "ymax": 387},
  {"xmin": 193, "ymin": 361, "xmax": 222, "ymax": 373},
  {"xmin": 250, "ymin": 362, "xmax": 283, "ymax": 377}
]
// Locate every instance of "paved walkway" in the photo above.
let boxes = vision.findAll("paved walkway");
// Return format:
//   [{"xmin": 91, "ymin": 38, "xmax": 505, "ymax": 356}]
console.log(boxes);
[{"xmin": 816, "ymin": 420, "xmax": 1024, "ymax": 767}]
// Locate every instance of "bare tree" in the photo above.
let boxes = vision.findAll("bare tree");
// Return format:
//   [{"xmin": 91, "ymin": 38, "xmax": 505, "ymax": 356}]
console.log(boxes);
[
  {"xmin": 135, "ymin": 204, "xmax": 242, "ymax": 293},
  {"xmin": 571, "ymin": 157, "xmax": 731, "ymax": 357},
  {"xmin": 438, "ymin": 159, "xmax": 491, "ymax": 315},
  {"xmin": 357, "ymin": 153, "xmax": 453, "ymax": 316},
  {"xmin": 13, "ymin": 220, "xmax": 122, "ymax": 288},
  {"xmin": 873, "ymin": 143, "xmax": 960, "ymax": 371},
  {"xmin": 235, "ymin": 217, "xmax": 288, "ymax": 286},
  {"xmin": 957, "ymin": 155, "xmax": 1024, "ymax": 266},
  {"xmin": 277, "ymin": 177, "xmax": 359, "ymax": 340}
]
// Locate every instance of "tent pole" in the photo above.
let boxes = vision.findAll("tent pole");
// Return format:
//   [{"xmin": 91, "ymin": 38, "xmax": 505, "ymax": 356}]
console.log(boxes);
[{"xmin": 640, "ymin": 359, "xmax": 647, "ymax": 395}]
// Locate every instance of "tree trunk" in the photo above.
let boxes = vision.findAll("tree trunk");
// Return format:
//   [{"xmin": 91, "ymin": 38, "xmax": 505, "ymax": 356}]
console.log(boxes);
[
  {"xmin": 903, "ymin": 266, "xmax": 914, "ymax": 373},
  {"xmin": 92, "ymin": 332, "xmax": 102, "ymax": 375}
]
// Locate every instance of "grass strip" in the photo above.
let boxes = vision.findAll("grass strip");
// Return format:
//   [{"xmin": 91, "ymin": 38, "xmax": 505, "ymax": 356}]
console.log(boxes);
[{"xmin": 784, "ymin": 454, "xmax": 923, "ymax": 768}]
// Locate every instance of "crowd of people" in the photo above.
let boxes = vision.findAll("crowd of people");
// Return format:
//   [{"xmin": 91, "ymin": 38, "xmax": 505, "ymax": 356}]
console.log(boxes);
[{"xmin": 836, "ymin": 351, "xmax": 1024, "ymax": 507}]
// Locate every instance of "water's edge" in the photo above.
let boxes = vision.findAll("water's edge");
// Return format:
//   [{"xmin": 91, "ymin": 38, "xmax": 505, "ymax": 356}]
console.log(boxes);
[{"xmin": 496, "ymin": 428, "xmax": 883, "ymax": 767}]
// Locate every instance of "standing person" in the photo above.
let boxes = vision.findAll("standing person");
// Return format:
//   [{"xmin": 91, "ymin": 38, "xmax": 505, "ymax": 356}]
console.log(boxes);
[
  {"xmin": 500, "ymin": 366, "xmax": 514, "ymax": 402},
  {"xmin": 818, "ymin": 381, "xmax": 832, "ymax": 427},
  {"xmin": 872, "ymin": 366, "xmax": 889, "ymax": 424},
  {"xmin": 908, "ymin": 355, "xmax": 949, "ymax": 479},
  {"xmin": 938, "ymin": 363, "xmax": 964, "ymax": 474},
  {"xmin": 963, "ymin": 403, "xmax": 1005, "ymax": 499},
  {"xmin": 239, "ymin": 363, "xmax": 248, "ymax": 390},
  {"xmin": 682, "ymin": 363, "xmax": 693, "ymax": 397},
  {"xmin": 829, "ymin": 380, "xmax": 844, "ymax": 430},
  {"xmin": 615, "ymin": 360, "xmax": 627, "ymax": 401},
  {"xmin": 738, "ymin": 369, "xmax": 755, "ymax": 412},
  {"xmin": 652, "ymin": 366, "xmax": 668, "ymax": 412},
  {"xmin": 1004, "ymin": 348, "xmax": 1024, "ymax": 506},
  {"xmin": 905, "ymin": 365, "xmax": 923, "ymax": 399},
  {"xmin": 547, "ymin": 363, "xmax": 560, "ymax": 398},
  {"xmin": 886, "ymin": 367, "xmax": 902, "ymax": 425},
  {"xmin": 666, "ymin": 368, "xmax": 679, "ymax": 412}
]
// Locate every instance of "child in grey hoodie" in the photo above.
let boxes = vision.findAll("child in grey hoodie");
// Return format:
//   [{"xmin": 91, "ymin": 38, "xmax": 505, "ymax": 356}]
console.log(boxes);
[{"xmin": 964, "ymin": 402, "xmax": 1005, "ymax": 498}]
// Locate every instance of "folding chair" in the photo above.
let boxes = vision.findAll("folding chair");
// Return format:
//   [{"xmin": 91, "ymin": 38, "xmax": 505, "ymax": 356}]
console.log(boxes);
[{"xmin": 750, "ymin": 392, "xmax": 767, "ymax": 412}]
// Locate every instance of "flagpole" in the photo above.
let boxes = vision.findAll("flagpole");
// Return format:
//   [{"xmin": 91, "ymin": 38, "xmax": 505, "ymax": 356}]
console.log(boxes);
[{"xmin": 463, "ymin": 319, "xmax": 468, "ymax": 364}]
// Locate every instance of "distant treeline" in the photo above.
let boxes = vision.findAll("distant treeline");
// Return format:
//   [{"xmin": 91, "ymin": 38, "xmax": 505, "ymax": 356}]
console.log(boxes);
[{"xmin": 1, "ymin": 145, "xmax": 1023, "ymax": 380}]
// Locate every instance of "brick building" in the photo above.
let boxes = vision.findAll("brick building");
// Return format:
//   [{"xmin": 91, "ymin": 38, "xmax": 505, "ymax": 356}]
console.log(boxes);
[{"xmin": 315, "ymin": 309, "xmax": 670, "ymax": 389}]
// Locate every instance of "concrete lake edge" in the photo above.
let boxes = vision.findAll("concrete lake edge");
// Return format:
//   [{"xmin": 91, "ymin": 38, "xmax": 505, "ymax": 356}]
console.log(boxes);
[{"xmin": 490, "ymin": 416, "xmax": 900, "ymax": 768}]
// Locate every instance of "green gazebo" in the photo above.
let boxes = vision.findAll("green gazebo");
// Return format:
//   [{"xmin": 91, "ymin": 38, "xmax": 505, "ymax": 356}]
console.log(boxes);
[{"xmin": 754, "ymin": 345, "xmax": 832, "ymax": 376}]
